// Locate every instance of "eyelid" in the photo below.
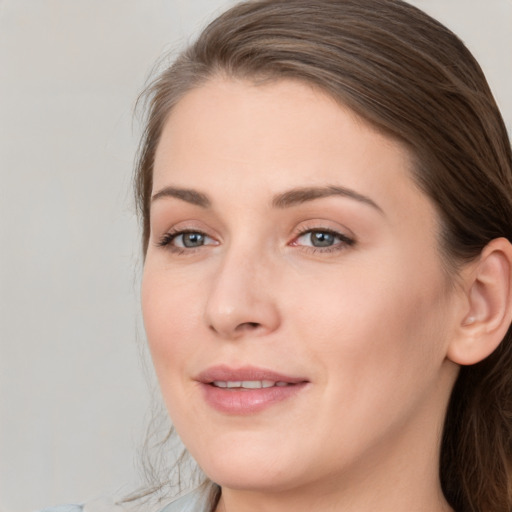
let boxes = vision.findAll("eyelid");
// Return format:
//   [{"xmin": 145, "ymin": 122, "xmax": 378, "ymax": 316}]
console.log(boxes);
[
  {"xmin": 289, "ymin": 223, "xmax": 356, "ymax": 252},
  {"xmin": 156, "ymin": 225, "xmax": 219, "ymax": 252},
  {"xmin": 293, "ymin": 228, "xmax": 354, "ymax": 245},
  {"xmin": 153, "ymin": 220, "xmax": 355, "ymax": 255}
]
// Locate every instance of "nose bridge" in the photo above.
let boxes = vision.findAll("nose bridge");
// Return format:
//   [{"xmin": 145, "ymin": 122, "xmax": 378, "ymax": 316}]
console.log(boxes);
[{"xmin": 204, "ymin": 240, "xmax": 280, "ymax": 339}]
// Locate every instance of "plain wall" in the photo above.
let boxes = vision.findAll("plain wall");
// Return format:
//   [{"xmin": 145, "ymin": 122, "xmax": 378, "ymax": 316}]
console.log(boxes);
[{"xmin": 0, "ymin": 1, "xmax": 510, "ymax": 511}]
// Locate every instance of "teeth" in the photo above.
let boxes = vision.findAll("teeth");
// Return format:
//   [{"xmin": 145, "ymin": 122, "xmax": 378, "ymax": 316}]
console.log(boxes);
[
  {"xmin": 241, "ymin": 380, "xmax": 261, "ymax": 389},
  {"xmin": 212, "ymin": 380, "xmax": 290, "ymax": 389}
]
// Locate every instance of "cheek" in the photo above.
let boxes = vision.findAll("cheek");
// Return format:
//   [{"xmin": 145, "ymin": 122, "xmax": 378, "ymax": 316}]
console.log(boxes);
[
  {"xmin": 141, "ymin": 268, "xmax": 210, "ymax": 434},
  {"xmin": 285, "ymin": 253, "xmax": 451, "ymax": 406},
  {"xmin": 287, "ymin": 279, "xmax": 451, "ymax": 475},
  {"xmin": 141, "ymin": 267, "xmax": 202, "ymax": 379}
]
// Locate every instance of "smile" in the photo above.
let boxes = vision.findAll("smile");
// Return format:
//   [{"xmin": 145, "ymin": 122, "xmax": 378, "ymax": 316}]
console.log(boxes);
[
  {"xmin": 196, "ymin": 366, "xmax": 309, "ymax": 414},
  {"xmin": 211, "ymin": 380, "xmax": 291, "ymax": 389}
]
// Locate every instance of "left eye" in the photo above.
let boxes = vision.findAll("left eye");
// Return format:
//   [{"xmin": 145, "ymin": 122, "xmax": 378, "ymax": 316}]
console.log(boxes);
[{"xmin": 295, "ymin": 230, "xmax": 352, "ymax": 248}]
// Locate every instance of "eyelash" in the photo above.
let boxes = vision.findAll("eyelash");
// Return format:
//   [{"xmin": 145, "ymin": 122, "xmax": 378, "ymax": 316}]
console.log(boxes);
[
  {"xmin": 156, "ymin": 229, "xmax": 214, "ymax": 255},
  {"xmin": 292, "ymin": 227, "xmax": 355, "ymax": 253},
  {"xmin": 156, "ymin": 227, "xmax": 355, "ymax": 255}
]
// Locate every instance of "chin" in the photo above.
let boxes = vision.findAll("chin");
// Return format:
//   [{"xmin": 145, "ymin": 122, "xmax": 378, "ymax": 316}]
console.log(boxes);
[
  {"xmin": 202, "ymin": 463, "xmax": 298, "ymax": 493},
  {"xmin": 189, "ymin": 437, "xmax": 302, "ymax": 492}
]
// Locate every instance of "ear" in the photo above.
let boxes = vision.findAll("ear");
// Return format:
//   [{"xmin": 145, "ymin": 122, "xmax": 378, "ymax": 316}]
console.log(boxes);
[{"xmin": 447, "ymin": 237, "xmax": 512, "ymax": 366}]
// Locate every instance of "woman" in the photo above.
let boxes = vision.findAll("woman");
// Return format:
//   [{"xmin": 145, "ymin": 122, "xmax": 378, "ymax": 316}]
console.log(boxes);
[{"xmin": 43, "ymin": 0, "xmax": 512, "ymax": 511}]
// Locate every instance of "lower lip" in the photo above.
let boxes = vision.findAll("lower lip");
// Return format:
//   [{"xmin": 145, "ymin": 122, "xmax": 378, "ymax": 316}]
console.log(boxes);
[{"xmin": 200, "ymin": 383, "xmax": 307, "ymax": 414}]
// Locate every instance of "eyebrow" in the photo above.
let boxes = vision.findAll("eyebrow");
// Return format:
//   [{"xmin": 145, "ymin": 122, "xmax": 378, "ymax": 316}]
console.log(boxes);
[
  {"xmin": 151, "ymin": 186, "xmax": 211, "ymax": 208},
  {"xmin": 272, "ymin": 185, "xmax": 383, "ymax": 213},
  {"xmin": 151, "ymin": 184, "xmax": 382, "ymax": 214}
]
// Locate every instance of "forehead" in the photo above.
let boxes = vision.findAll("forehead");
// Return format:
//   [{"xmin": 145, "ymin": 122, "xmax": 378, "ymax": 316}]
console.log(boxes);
[{"xmin": 153, "ymin": 78, "xmax": 424, "ymax": 213}]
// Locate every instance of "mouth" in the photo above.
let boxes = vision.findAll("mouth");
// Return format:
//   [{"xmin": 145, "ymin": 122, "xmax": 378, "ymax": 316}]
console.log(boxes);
[
  {"xmin": 197, "ymin": 364, "xmax": 308, "ymax": 387},
  {"xmin": 196, "ymin": 365, "xmax": 309, "ymax": 414},
  {"xmin": 210, "ymin": 380, "xmax": 293, "ymax": 389}
]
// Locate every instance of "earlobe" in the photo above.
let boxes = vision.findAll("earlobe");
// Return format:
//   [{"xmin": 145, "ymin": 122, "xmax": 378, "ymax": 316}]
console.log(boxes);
[{"xmin": 447, "ymin": 237, "xmax": 512, "ymax": 366}]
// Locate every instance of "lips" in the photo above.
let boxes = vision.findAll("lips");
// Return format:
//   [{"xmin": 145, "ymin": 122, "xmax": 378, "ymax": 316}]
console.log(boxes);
[
  {"xmin": 211, "ymin": 380, "xmax": 291, "ymax": 389},
  {"xmin": 195, "ymin": 365, "xmax": 309, "ymax": 414},
  {"xmin": 197, "ymin": 365, "xmax": 307, "ymax": 385}
]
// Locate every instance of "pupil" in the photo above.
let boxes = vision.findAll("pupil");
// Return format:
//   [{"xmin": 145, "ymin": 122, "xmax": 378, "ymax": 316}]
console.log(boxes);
[
  {"xmin": 312, "ymin": 231, "xmax": 334, "ymax": 247},
  {"xmin": 183, "ymin": 233, "xmax": 204, "ymax": 247}
]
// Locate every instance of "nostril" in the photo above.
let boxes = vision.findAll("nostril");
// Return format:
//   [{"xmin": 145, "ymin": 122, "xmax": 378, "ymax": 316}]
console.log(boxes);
[
  {"xmin": 239, "ymin": 322, "xmax": 260, "ymax": 331},
  {"xmin": 208, "ymin": 321, "xmax": 261, "ymax": 335}
]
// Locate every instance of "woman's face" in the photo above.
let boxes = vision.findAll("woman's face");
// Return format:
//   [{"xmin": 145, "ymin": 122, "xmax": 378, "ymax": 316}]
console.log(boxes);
[{"xmin": 142, "ymin": 78, "xmax": 460, "ymax": 495}]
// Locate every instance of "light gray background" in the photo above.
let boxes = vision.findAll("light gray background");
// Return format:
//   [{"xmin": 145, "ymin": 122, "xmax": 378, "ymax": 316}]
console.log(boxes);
[{"xmin": 0, "ymin": 1, "xmax": 510, "ymax": 511}]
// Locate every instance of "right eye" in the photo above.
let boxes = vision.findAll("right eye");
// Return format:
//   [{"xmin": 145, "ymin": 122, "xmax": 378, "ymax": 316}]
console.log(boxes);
[{"xmin": 157, "ymin": 230, "xmax": 218, "ymax": 251}]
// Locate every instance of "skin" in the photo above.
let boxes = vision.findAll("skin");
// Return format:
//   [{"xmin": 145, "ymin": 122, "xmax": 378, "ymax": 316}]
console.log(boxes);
[{"xmin": 142, "ymin": 78, "xmax": 462, "ymax": 511}]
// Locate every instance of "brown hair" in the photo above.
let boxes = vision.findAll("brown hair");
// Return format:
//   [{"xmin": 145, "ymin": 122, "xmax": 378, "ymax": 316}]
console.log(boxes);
[{"xmin": 134, "ymin": 1, "xmax": 512, "ymax": 510}]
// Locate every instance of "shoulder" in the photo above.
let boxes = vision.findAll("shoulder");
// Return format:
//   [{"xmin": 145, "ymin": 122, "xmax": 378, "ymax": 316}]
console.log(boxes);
[
  {"xmin": 36, "ymin": 490, "xmax": 210, "ymax": 512},
  {"xmin": 37, "ymin": 496, "xmax": 127, "ymax": 512},
  {"xmin": 38, "ymin": 507, "xmax": 84, "ymax": 512},
  {"xmin": 158, "ymin": 489, "xmax": 211, "ymax": 512}
]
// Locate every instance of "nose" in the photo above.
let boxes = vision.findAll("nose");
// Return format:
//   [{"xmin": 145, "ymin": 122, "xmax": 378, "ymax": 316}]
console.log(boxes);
[{"xmin": 204, "ymin": 249, "xmax": 281, "ymax": 340}]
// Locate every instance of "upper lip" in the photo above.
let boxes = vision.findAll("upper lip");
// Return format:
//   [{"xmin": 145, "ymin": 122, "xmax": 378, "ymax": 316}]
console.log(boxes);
[{"xmin": 195, "ymin": 365, "xmax": 308, "ymax": 384}]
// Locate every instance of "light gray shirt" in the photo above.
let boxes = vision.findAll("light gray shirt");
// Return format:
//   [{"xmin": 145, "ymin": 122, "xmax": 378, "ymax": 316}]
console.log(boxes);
[{"xmin": 38, "ymin": 489, "xmax": 209, "ymax": 512}]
